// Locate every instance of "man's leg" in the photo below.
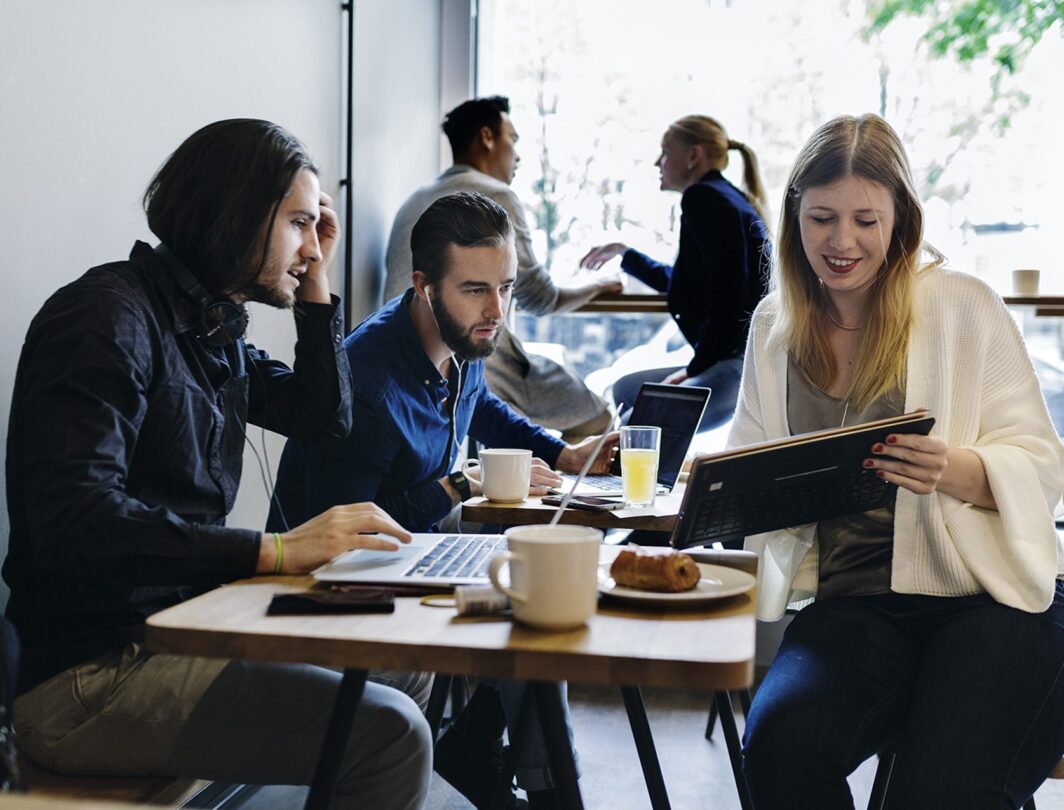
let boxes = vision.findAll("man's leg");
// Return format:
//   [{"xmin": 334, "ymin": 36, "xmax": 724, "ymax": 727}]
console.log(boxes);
[
  {"xmin": 683, "ymin": 357, "xmax": 743, "ymax": 432},
  {"xmin": 612, "ymin": 368, "xmax": 681, "ymax": 422},
  {"xmin": 15, "ymin": 644, "xmax": 432, "ymax": 810}
]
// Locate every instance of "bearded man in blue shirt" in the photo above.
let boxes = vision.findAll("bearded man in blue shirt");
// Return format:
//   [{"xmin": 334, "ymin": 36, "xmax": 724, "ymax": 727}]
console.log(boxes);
[{"xmin": 270, "ymin": 191, "xmax": 617, "ymax": 809}]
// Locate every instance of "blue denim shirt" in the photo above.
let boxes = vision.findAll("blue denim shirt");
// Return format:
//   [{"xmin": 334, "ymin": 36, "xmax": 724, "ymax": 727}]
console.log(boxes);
[{"xmin": 270, "ymin": 290, "xmax": 565, "ymax": 532}]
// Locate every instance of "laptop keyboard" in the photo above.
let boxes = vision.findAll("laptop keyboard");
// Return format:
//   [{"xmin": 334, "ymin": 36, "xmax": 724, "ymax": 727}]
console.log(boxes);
[
  {"xmin": 562, "ymin": 473, "xmax": 624, "ymax": 492},
  {"xmin": 403, "ymin": 535, "xmax": 505, "ymax": 579},
  {"xmin": 690, "ymin": 470, "xmax": 891, "ymax": 542}
]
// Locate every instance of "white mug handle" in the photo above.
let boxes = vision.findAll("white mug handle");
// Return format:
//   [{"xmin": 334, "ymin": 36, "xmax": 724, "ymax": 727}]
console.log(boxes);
[
  {"xmin": 461, "ymin": 459, "xmax": 480, "ymax": 476},
  {"xmin": 488, "ymin": 552, "xmax": 526, "ymax": 604}
]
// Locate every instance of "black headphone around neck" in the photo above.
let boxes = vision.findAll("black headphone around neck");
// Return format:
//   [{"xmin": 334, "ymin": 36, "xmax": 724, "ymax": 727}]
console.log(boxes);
[{"xmin": 155, "ymin": 244, "xmax": 248, "ymax": 347}]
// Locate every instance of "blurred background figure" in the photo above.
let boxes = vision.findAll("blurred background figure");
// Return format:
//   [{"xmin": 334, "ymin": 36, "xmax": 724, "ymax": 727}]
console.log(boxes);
[{"xmin": 581, "ymin": 115, "xmax": 772, "ymax": 432}]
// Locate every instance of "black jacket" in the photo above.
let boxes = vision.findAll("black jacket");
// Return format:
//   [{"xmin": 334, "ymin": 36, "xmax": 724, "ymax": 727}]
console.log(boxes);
[
  {"xmin": 3, "ymin": 241, "xmax": 351, "ymax": 691},
  {"xmin": 621, "ymin": 171, "xmax": 771, "ymax": 377}
]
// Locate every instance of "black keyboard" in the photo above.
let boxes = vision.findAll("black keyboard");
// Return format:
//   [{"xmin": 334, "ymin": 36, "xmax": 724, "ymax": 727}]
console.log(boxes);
[
  {"xmin": 686, "ymin": 469, "xmax": 892, "ymax": 544},
  {"xmin": 561, "ymin": 473, "xmax": 624, "ymax": 492},
  {"xmin": 403, "ymin": 535, "xmax": 505, "ymax": 579}
]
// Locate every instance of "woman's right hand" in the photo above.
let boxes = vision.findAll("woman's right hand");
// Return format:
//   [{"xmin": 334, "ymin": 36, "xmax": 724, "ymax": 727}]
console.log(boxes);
[
  {"xmin": 579, "ymin": 242, "xmax": 629, "ymax": 271},
  {"xmin": 261, "ymin": 502, "xmax": 413, "ymax": 574}
]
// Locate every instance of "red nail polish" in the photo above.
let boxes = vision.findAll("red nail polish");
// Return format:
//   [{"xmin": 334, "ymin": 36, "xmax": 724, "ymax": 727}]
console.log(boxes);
[
  {"xmin": 877, "ymin": 470, "xmax": 886, "ymax": 478},
  {"xmin": 872, "ymin": 443, "xmax": 884, "ymax": 453},
  {"xmin": 864, "ymin": 459, "xmax": 874, "ymax": 468},
  {"xmin": 886, "ymin": 435, "xmax": 897, "ymax": 444}
]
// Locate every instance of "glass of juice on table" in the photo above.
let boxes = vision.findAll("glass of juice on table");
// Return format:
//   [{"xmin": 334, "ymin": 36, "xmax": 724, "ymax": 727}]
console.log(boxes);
[{"xmin": 620, "ymin": 426, "xmax": 660, "ymax": 507}]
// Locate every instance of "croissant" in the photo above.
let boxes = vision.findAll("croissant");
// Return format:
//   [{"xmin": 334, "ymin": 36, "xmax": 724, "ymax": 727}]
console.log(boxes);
[{"xmin": 609, "ymin": 549, "xmax": 701, "ymax": 593}]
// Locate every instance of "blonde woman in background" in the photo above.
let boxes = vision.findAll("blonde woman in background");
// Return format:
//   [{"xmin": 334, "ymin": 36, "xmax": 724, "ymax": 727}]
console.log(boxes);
[
  {"xmin": 734, "ymin": 114, "xmax": 1064, "ymax": 809},
  {"xmin": 581, "ymin": 115, "xmax": 772, "ymax": 431}
]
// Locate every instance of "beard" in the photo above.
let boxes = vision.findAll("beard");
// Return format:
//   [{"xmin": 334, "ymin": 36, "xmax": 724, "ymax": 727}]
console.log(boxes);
[
  {"xmin": 433, "ymin": 297, "xmax": 502, "ymax": 362},
  {"xmin": 240, "ymin": 256, "xmax": 298, "ymax": 309}
]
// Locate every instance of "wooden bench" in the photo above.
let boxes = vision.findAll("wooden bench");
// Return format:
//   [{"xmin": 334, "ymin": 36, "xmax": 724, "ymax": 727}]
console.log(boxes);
[{"xmin": 18, "ymin": 758, "xmax": 211, "ymax": 807}]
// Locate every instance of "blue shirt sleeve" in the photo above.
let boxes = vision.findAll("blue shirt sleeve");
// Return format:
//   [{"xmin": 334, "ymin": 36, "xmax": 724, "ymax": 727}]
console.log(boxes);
[
  {"xmin": 621, "ymin": 248, "xmax": 672, "ymax": 292},
  {"xmin": 281, "ymin": 393, "xmax": 454, "ymax": 534},
  {"xmin": 468, "ymin": 387, "xmax": 566, "ymax": 466}
]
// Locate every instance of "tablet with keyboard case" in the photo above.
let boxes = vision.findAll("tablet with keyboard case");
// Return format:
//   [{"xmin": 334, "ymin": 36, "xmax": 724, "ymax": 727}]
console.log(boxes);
[{"xmin": 670, "ymin": 411, "xmax": 935, "ymax": 549}]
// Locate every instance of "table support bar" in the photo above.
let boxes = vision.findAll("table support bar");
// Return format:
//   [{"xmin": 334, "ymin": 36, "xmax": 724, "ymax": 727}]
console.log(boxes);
[
  {"xmin": 621, "ymin": 685, "xmax": 671, "ymax": 810},
  {"xmin": 305, "ymin": 667, "xmax": 368, "ymax": 810}
]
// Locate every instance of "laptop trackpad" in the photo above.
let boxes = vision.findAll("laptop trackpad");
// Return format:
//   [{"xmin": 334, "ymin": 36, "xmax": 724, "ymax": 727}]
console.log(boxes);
[{"xmin": 335, "ymin": 546, "xmax": 421, "ymax": 570}]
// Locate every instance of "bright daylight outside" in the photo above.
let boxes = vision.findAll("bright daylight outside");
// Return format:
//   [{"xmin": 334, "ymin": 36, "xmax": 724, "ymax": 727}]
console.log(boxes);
[{"xmin": 476, "ymin": 0, "xmax": 1064, "ymax": 444}]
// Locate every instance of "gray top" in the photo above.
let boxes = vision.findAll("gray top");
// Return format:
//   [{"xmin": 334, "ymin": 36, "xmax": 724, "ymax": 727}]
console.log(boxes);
[
  {"xmin": 786, "ymin": 355, "xmax": 905, "ymax": 598},
  {"xmin": 383, "ymin": 165, "xmax": 607, "ymax": 431}
]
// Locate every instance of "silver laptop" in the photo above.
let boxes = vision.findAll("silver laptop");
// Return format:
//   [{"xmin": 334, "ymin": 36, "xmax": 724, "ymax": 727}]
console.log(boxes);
[
  {"xmin": 553, "ymin": 383, "xmax": 711, "ymax": 497},
  {"xmin": 312, "ymin": 533, "xmax": 506, "ymax": 587}
]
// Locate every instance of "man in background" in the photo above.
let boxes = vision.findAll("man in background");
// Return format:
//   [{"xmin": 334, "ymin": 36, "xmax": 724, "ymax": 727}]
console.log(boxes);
[{"xmin": 385, "ymin": 95, "xmax": 620, "ymax": 441}]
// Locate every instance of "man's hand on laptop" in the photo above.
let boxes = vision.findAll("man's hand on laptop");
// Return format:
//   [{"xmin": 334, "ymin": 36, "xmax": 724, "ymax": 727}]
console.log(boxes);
[
  {"xmin": 557, "ymin": 431, "xmax": 621, "ymax": 476},
  {"xmin": 258, "ymin": 503, "xmax": 413, "ymax": 574}
]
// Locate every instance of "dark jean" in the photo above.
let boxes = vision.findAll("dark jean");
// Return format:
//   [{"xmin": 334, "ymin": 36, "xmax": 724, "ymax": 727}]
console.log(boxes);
[
  {"xmin": 742, "ymin": 582, "xmax": 1064, "ymax": 810},
  {"xmin": 612, "ymin": 357, "xmax": 742, "ymax": 434}
]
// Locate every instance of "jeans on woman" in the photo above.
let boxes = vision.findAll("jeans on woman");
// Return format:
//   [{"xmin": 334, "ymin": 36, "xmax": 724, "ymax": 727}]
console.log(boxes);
[
  {"xmin": 612, "ymin": 357, "xmax": 743, "ymax": 433},
  {"xmin": 741, "ymin": 581, "xmax": 1064, "ymax": 810}
]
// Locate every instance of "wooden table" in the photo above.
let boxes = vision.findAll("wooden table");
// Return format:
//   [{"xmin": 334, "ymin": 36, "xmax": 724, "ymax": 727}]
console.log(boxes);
[
  {"xmin": 573, "ymin": 292, "xmax": 668, "ymax": 314},
  {"xmin": 1002, "ymin": 294, "xmax": 1064, "ymax": 317},
  {"xmin": 145, "ymin": 558, "xmax": 755, "ymax": 810},
  {"xmin": 462, "ymin": 488, "xmax": 683, "ymax": 533}
]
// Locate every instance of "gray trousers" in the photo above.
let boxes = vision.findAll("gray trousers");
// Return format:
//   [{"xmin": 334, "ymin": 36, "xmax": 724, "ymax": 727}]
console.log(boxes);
[{"xmin": 14, "ymin": 644, "xmax": 433, "ymax": 810}]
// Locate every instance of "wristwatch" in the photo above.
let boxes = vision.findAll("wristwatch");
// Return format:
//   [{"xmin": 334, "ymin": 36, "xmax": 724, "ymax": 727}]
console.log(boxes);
[{"xmin": 447, "ymin": 470, "xmax": 472, "ymax": 502}]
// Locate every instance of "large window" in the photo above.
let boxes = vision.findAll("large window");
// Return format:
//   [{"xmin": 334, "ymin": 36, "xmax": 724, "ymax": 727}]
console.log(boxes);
[{"xmin": 477, "ymin": 0, "xmax": 1064, "ymax": 430}]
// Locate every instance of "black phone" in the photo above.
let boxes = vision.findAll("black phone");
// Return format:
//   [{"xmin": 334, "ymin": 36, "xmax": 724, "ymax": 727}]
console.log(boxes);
[{"xmin": 541, "ymin": 494, "xmax": 624, "ymax": 512}]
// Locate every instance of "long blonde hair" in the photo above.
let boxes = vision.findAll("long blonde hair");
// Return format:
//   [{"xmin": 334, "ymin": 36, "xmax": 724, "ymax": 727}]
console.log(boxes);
[
  {"xmin": 668, "ymin": 115, "xmax": 769, "ymax": 224},
  {"xmin": 774, "ymin": 114, "xmax": 943, "ymax": 411}
]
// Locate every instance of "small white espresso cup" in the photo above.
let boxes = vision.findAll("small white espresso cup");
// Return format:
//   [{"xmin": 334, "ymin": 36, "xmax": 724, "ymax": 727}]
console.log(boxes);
[
  {"xmin": 488, "ymin": 525, "xmax": 602, "ymax": 629},
  {"xmin": 465, "ymin": 448, "xmax": 532, "ymax": 503},
  {"xmin": 1012, "ymin": 269, "xmax": 1040, "ymax": 296}
]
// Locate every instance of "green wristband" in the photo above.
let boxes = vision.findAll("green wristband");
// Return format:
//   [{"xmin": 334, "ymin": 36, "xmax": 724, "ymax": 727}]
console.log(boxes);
[{"xmin": 273, "ymin": 532, "xmax": 284, "ymax": 575}]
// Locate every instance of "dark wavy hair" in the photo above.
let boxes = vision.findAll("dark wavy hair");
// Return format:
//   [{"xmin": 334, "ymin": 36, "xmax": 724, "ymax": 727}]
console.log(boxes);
[
  {"xmin": 441, "ymin": 96, "xmax": 510, "ymax": 158},
  {"xmin": 143, "ymin": 119, "xmax": 317, "ymax": 295},
  {"xmin": 410, "ymin": 191, "xmax": 513, "ymax": 286}
]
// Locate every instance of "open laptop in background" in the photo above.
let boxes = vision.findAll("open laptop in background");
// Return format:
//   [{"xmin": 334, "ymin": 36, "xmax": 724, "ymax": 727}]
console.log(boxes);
[
  {"xmin": 670, "ymin": 410, "xmax": 935, "ymax": 549},
  {"xmin": 551, "ymin": 383, "xmax": 711, "ymax": 498}
]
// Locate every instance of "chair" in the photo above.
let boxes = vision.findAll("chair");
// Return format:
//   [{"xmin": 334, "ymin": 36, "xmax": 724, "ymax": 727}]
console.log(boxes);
[{"xmin": 867, "ymin": 746, "xmax": 1063, "ymax": 809}]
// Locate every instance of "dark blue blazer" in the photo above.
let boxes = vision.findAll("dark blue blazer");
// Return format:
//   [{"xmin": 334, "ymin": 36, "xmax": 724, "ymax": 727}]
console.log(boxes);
[{"xmin": 621, "ymin": 170, "xmax": 771, "ymax": 376}]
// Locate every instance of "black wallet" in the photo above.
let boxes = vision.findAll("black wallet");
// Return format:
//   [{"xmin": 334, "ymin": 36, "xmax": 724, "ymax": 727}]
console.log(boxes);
[{"xmin": 267, "ymin": 588, "xmax": 396, "ymax": 615}]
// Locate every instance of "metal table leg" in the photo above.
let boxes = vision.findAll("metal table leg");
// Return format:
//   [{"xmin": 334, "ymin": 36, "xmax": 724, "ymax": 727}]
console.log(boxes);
[
  {"xmin": 715, "ymin": 691, "xmax": 752, "ymax": 810},
  {"xmin": 620, "ymin": 685, "xmax": 671, "ymax": 810},
  {"xmin": 305, "ymin": 668, "xmax": 368, "ymax": 810},
  {"xmin": 425, "ymin": 673, "xmax": 453, "ymax": 743},
  {"xmin": 531, "ymin": 681, "xmax": 584, "ymax": 810}
]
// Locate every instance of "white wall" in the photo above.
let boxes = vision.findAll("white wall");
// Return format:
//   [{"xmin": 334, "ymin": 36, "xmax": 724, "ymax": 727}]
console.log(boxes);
[
  {"xmin": 0, "ymin": 1, "xmax": 336, "ymax": 603},
  {"xmin": 0, "ymin": 0, "xmax": 461, "ymax": 610},
  {"xmin": 347, "ymin": 0, "xmax": 447, "ymax": 322}
]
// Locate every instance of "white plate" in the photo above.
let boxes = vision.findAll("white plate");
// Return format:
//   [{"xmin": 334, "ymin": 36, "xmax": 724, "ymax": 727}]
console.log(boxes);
[{"xmin": 598, "ymin": 562, "xmax": 755, "ymax": 606}]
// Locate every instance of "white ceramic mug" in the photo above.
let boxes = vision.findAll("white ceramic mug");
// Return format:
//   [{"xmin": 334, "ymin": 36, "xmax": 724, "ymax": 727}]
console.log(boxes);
[
  {"xmin": 488, "ymin": 525, "xmax": 602, "ymax": 629},
  {"xmin": 1013, "ymin": 269, "xmax": 1040, "ymax": 296},
  {"xmin": 465, "ymin": 448, "xmax": 532, "ymax": 503}
]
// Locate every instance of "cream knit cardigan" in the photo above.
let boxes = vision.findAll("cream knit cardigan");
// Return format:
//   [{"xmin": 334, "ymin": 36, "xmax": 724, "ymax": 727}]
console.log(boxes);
[{"xmin": 729, "ymin": 267, "xmax": 1064, "ymax": 621}]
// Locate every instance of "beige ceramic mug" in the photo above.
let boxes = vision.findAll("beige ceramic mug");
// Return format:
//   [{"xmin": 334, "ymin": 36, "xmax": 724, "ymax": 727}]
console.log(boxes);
[
  {"xmin": 488, "ymin": 525, "xmax": 602, "ymax": 629},
  {"xmin": 1012, "ymin": 269, "xmax": 1040, "ymax": 296},
  {"xmin": 465, "ymin": 448, "xmax": 532, "ymax": 503}
]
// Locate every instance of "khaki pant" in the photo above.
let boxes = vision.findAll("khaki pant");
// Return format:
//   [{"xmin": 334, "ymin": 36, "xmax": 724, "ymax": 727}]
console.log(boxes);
[{"xmin": 15, "ymin": 644, "xmax": 432, "ymax": 810}]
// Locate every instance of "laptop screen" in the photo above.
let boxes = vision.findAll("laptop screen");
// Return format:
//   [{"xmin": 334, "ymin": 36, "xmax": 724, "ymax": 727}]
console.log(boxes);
[{"xmin": 609, "ymin": 383, "xmax": 711, "ymax": 487}]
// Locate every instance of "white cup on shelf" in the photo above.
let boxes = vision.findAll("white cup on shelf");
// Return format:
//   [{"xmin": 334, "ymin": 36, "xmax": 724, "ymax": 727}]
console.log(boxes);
[{"xmin": 1012, "ymin": 269, "xmax": 1041, "ymax": 296}]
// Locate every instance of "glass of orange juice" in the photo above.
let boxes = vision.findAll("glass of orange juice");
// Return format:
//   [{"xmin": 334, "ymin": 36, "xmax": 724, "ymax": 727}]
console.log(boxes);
[{"xmin": 620, "ymin": 426, "xmax": 660, "ymax": 507}]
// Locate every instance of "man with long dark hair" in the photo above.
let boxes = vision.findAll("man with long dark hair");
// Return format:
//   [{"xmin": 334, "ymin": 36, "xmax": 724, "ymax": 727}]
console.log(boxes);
[{"xmin": 3, "ymin": 119, "xmax": 431, "ymax": 808}]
